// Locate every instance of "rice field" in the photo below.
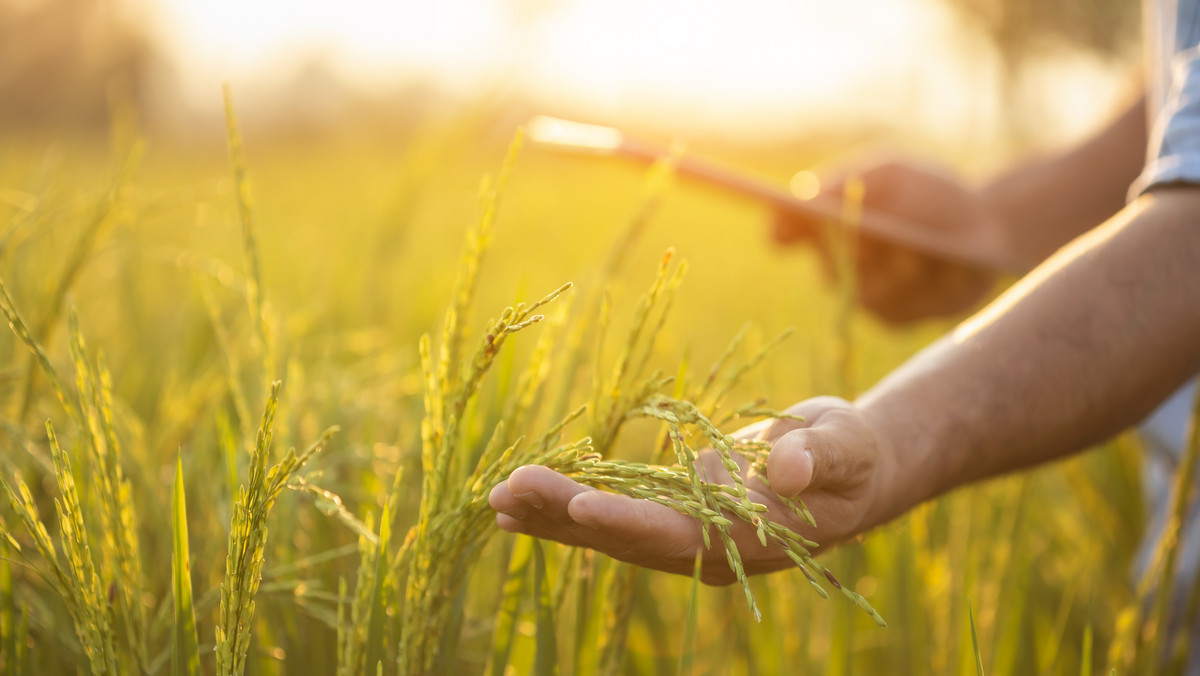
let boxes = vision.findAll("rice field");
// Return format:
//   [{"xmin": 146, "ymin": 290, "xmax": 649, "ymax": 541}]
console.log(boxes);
[{"xmin": 0, "ymin": 92, "xmax": 1179, "ymax": 675}]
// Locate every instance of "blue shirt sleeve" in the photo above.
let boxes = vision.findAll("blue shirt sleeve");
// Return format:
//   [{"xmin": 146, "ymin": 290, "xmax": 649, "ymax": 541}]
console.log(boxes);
[{"xmin": 1133, "ymin": 46, "xmax": 1200, "ymax": 196}]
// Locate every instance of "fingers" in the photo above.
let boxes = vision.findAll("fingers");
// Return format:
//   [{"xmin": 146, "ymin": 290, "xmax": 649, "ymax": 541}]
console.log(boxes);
[
  {"xmin": 489, "ymin": 466, "xmax": 594, "ymax": 547},
  {"xmin": 857, "ymin": 245, "xmax": 993, "ymax": 324},
  {"xmin": 766, "ymin": 397, "xmax": 875, "ymax": 497},
  {"xmin": 568, "ymin": 491, "xmax": 704, "ymax": 561},
  {"xmin": 856, "ymin": 240, "xmax": 940, "ymax": 323},
  {"xmin": 771, "ymin": 210, "xmax": 822, "ymax": 246},
  {"xmin": 490, "ymin": 465, "xmax": 706, "ymax": 573},
  {"xmin": 505, "ymin": 465, "xmax": 590, "ymax": 523}
]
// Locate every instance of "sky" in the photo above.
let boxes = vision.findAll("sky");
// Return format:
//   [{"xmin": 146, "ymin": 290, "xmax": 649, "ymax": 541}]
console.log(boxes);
[{"xmin": 152, "ymin": 0, "xmax": 1129, "ymax": 142}]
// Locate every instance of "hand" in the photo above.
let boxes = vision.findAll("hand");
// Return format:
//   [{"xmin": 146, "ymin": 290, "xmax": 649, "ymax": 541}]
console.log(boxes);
[
  {"xmin": 774, "ymin": 159, "xmax": 1008, "ymax": 324},
  {"xmin": 489, "ymin": 397, "xmax": 893, "ymax": 585}
]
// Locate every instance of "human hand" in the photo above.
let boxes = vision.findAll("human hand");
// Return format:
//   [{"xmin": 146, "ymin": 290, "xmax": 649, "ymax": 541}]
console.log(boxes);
[
  {"xmin": 775, "ymin": 159, "xmax": 1008, "ymax": 324},
  {"xmin": 488, "ymin": 397, "xmax": 893, "ymax": 585}
]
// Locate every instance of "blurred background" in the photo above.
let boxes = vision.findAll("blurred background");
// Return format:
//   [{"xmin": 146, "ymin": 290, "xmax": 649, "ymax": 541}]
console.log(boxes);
[
  {"xmin": 0, "ymin": 1, "xmax": 1157, "ymax": 674},
  {"xmin": 1, "ymin": 0, "xmax": 1139, "ymax": 152}
]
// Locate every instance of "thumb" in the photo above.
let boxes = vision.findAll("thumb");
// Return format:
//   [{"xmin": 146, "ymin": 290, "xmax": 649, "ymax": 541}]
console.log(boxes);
[{"xmin": 766, "ymin": 399, "xmax": 874, "ymax": 497}]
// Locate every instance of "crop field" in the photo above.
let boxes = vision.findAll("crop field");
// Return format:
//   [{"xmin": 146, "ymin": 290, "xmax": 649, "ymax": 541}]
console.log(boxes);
[{"xmin": 0, "ymin": 92, "xmax": 1179, "ymax": 675}]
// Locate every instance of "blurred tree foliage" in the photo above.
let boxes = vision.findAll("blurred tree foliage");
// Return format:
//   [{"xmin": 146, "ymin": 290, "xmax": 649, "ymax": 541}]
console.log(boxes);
[
  {"xmin": 0, "ymin": 0, "xmax": 152, "ymax": 130},
  {"xmin": 0, "ymin": 0, "xmax": 1142, "ymax": 134},
  {"xmin": 940, "ymin": 0, "xmax": 1140, "ymax": 147},
  {"xmin": 948, "ymin": 0, "xmax": 1140, "ymax": 63}
]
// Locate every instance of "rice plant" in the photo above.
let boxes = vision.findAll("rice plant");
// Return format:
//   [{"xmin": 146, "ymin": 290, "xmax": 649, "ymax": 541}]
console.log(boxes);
[{"xmin": 0, "ymin": 92, "xmax": 1189, "ymax": 675}]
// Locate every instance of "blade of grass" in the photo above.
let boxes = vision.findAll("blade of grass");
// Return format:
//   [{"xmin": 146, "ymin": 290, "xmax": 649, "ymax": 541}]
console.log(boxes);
[
  {"xmin": 11, "ymin": 600, "xmax": 27, "ymax": 676},
  {"xmin": 171, "ymin": 454, "xmax": 200, "ymax": 676},
  {"xmin": 1081, "ymin": 591, "xmax": 1093, "ymax": 676},
  {"xmin": 363, "ymin": 502, "xmax": 391, "ymax": 676},
  {"xmin": 1140, "ymin": 378, "xmax": 1200, "ymax": 675},
  {"xmin": 969, "ymin": 599, "xmax": 985, "ymax": 676},
  {"xmin": 531, "ymin": 539, "xmax": 558, "ymax": 676},
  {"xmin": 1, "ymin": 546, "xmax": 12, "ymax": 675},
  {"xmin": 677, "ymin": 550, "xmax": 703, "ymax": 676},
  {"xmin": 487, "ymin": 535, "xmax": 534, "ymax": 676}
]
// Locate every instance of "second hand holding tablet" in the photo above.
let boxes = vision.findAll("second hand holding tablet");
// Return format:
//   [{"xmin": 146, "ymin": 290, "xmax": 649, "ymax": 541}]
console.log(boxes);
[{"xmin": 527, "ymin": 116, "xmax": 1030, "ymax": 276}]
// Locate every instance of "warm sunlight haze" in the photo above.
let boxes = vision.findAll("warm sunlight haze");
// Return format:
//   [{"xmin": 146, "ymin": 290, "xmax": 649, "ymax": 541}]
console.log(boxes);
[
  {"xmin": 155, "ymin": 0, "xmax": 1126, "ymax": 141},
  {"xmin": 1, "ymin": 0, "xmax": 1163, "ymax": 674}
]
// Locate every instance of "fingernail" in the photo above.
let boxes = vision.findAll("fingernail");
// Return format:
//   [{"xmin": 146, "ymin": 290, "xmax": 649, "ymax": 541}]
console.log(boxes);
[
  {"xmin": 574, "ymin": 515, "xmax": 600, "ymax": 530},
  {"xmin": 804, "ymin": 449, "xmax": 814, "ymax": 466},
  {"xmin": 500, "ymin": 508, "xmax": 528, "ymax": 521},
  {"xmin": 515, "ymin": 491, "xmax": 544, "ymax": 510},
  {"xmin": 568, "ymin": 499, "xmax": 601, "ymax": 529}
]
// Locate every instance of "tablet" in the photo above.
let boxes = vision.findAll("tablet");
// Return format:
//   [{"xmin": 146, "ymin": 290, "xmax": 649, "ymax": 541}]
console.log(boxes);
[{"xmin": 528, "ymin": 116, "xmax": 1029, "ymax": 275}]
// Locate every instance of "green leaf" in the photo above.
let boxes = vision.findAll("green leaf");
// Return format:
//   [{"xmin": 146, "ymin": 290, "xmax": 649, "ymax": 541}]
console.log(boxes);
[
  {"xmin": 363, "ymin": 502, "xmax": 391, "ymax": 676},
  {"xmin": 1081, "ymin": 591, "xmax": 1093, "ymax": 676},
  {"xmin": 172, "ymin": 454, "xmax": 200, "ymax": 676},
  {"xmin": 1, "ymin": 548, "xmax": 13, "ymax": 676},
  {"xmin": 676, "ymin": 550, "xmax": 703, "ymax": 676},
  {"xmin": 488, "ymin": 536, "xmax": 533, "ymax": 676},
  {"xmin": 531, "ymin": 539, "xmax": 558, "ymax": 676},
  {"xmin": 968, "ymin": 598, "xmax": 985, "ymax": 676}
]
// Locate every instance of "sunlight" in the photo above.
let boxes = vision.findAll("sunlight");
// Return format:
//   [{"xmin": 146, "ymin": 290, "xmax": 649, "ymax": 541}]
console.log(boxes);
[
  {"xmin": 156, "ymin": 0, "xmax": 962, "ymax": 135},
  {"xmin": 149, "ymin": 0, "xmax": 1131, "ymax": 142}
]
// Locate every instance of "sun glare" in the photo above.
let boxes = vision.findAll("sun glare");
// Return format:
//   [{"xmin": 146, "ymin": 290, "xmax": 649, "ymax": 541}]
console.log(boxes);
[
  {"xmin": 154, "ymin": 0, "xmax": 1127, "ymax": 140},
  {"xmin": 158, "ymin": 0, "xmax": 957, "ymax": 129}
]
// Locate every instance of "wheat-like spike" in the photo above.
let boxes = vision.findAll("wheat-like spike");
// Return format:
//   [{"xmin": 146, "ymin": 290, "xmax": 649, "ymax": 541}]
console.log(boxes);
[
  {"xmin": 550, "ymin": 424, "xmax": 879, "ymax": 623},
  {"xmin": 1, "ymin": 473, "xmax": 70, "ymax": 596},
  {"xmin": 47, "ymin": 421, "xmax": 120, "ymax": 674},
  {"xmin": 501, "ymin": 298, "xmax": 571, "ymax": 444},
  {"xmin": 0, "ymin": 276, "xmax": 75, "ymax": 416},
  {"xmin": 416, "ymin": 334, "xmax": 442, "ymax": 533},
  {"xmin": 693, "ymin": 322, "xmax": 750, "ymax": 406},
  {"xmin": 629, "ymin": 259, "xmax": 688, "ymax": 384},
  {"xmin": 707, "ymin": 328, "xmax": 796, "ymax": 418},
  {"xmin": 441, "ymin": 130, "xmax": 525, "ymax": 398},
  {"xmin": 608, "ymin": 249, "xmax": 675, "ymax": 404},
  {"xmin": 67, "ymin": 310, "xmax": 148, "ymax": 669},
  {"xmin": 0, "ymin": 514, "xmax": 19, "ymax": 552},
  {"xmin": 664, "ymin": 421, "xmax": 712, "ymax": 549},
  {"xmin": 751, "ymin": 465, "xmax": 818, "ymax": 528},
  {"xmin": 717, "ymin": 398, "xmax": 806, "ymax": 427},
  {"xmin": 635, "ymin": 395, "xmax": 754, "ymax": 515},
  {"xmin": 222, "ymin": 84, "xmax": 275, "ymax": 387},
  {"xmin": 217, "ymin": 382, "xmax": 335, "ymax": 676},
  {"xmin": 588, "ymin": 290, "xmax": 612, "ymax": 437}
]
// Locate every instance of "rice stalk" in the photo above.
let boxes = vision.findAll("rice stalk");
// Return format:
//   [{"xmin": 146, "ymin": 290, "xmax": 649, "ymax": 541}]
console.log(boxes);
[
  {"xmin": 214, "ymin": 381, "xmax": 338, "ymax": 676},
  {"xmin": 68, "ymin": 310, "xmax": 147, "ymax": 670},
  {"xmin": 531, "ymin": 539, "xmax": 558, "ymax": 676},
  {"xmin": 46, "ymin": 422, "xmax": 120, "ymax": 673},
  {"xmin": 222, "ymin": 84, "xmax": 277, "ymax": 392},
  {"xmin": 677, "ymin": 550, "xmax": 703, "ymax": 676},
  {"xmin": 485, "ymin": 535, "xmax": 534, "ymax": 676}
]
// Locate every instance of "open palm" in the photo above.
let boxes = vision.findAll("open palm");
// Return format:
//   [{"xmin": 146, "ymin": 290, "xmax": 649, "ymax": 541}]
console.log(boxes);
[{"xmin": 489, "ymin": 397, "xmax": 888, "ymax": 584}]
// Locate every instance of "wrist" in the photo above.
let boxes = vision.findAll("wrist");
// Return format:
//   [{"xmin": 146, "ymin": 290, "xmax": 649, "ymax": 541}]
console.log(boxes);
[{"xmin": 854, "ymin": 386, "xmax": 946, "ymax": 531}]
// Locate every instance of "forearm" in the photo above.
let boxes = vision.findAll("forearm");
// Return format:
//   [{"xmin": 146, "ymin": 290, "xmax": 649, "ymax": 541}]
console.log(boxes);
[
  {"xmin": 857, "ymin": 187, "xmax": 1200, "ymax": 528},
  {"xmin": 978, "ymin": 96, "xmax": 1147, "ymax": 266}
]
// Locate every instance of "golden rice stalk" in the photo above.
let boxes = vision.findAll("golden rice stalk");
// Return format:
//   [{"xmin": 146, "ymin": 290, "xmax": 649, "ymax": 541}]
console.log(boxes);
[{"xmin": 215, "ymin": 381, "xmax": 338, "ymax": 676}]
